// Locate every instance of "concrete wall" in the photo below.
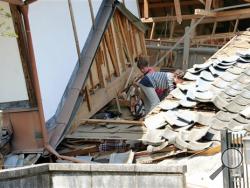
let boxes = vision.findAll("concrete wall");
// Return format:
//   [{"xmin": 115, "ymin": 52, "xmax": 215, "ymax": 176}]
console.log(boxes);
[{"xmin": 0, "ymin": 163, "xmax": 187, "ymax": 188}]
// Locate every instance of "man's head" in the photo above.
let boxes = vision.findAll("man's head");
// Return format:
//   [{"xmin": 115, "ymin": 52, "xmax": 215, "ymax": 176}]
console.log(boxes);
[
  {"xmin": 135, "ymin": 56, "xmax": 149, "ymax": 74},
  {"xmin": 173, "ymin": 69, "xmax": 185, "ymax": 84}
]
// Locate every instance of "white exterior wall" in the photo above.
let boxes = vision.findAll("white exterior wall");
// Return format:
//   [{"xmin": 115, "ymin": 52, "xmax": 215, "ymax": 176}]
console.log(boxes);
[
  {"xmin": 0, "ymin": 2, "xmax": 29, "ymax": 103},
  {"xmin": 29, "ymin": 0, "xmax": 139, "ymax": 121}
]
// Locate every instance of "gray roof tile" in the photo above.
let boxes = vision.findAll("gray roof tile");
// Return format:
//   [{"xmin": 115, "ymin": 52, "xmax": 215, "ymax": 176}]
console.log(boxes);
[
  {"xmin": 227, "ymin": 66, "xmax": 244, "ymax": 75},
  {"xmin": 239, "ymin": 106, "xmax": 250, "ymax": 118},
  {"xmin": 158, "ymin": 100, "xmax": 180, "ymax": 110},
  {"xmin": 209, "ymin": 66, "xmax": 225, "ymax": 76},
  {"xmin": 233, "ymin": 95, "xmax": 250, "ymax": 106},
  {"xmin": 210, "ymin": 117, "xmax": 229, "ymax": 130},
  {"xmin": 223, "ymin": 87, "xmax": 241, "ymax": 97},
  {"xmin": 170, "ymin": 88, "xmax": 186, "ymax": 100},
  {"xmin": 215, "ymin": 111, "xmax": 237, "ymax": 122},
  {"xmin": 224, "ymin": 101, "xmax": 245, "ymax": 113},
  {"xmin": 184, "ymin": 71, "xmax": 200, "ymax": 81},
  {"xmin": 212, "ymin": 77, "xmax": 230, "ymax": 89},
  {"xmin": 212, "ymin": 95, "xmax": 229, "ymax": 110},
  {"xmin": 220, "ymin": 71, "xmax": 239, "ymax": 82},
  {"xmin": 194, "ymin": 91, "xmax": 213, "ymax": 102},
  {"xmin": 162, "ymin": 111, "xmax": 190, "ymax": 127},
  {"xmin": 200, "ymin": 70, "xmax": 215, "ymax": 81}
]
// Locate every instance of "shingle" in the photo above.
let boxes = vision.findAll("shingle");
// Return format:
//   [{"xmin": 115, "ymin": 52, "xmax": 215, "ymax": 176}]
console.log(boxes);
[
  {"xmin": 162, "ymin": 110, "xmax": 190, "ymax": 127},
  {"xmin": 210, "ymin": 85, "xmax": 223, "ymax": 95},
  {"xmin": 194, "ymin": 90, "xmax": 213, "ymax": 102},
  {"xmin": 223, "ymin": 87, "xmax": 241, "ymax": 97},
  {"xmin": 227, "ymin": 119, "xmax": 246, "ymax": 131},
  {"xmin": 233, "ymin": 95, "xmax": 250, "ymax": 106},
  {"xmin": 227, "ymin": 66, "xmax": 244, "ymax": 75},
  {"xmin": 235, "ymin": 62, "xmax": 250, "ymax": 69},
  {"xmin": 196, "ymin": 78, "xmax": 211, "ymax": 92},
  {"xmin": 210, "ymin": 117, "xmax": 229, "ymax": 130},
  {"xmin": 220, "ymin": 71, "xmax": 239, "ymax": 82},
  {"xmin": 240, "ymin": 106, "xmax": 250, "ymax": 118},
  {"xmin": 187, "ymin": 67, "xmax": 203, "ymax": 74},
  {"xmin": 212, "ymin": 77, "xmax": 230, "ymax": 89},
  {"xmin": 236, "ymin": 73, "xmax": 250, "ymax": 84},
  {"xmin": 233, "ymin": 114, "xmax": 250, "ymax": 124},
  {"xmin": 144, "ymin": 112, "xmax": 167, "ymax": 129},
  {"xmin": 200, "ymin": 70, "xmax": 215, "ymax": 81},
  {"xmin": 179, "ymin": 98, "xmax": 197, "ymax": 108},
  {"xmin": 213, "ymin": 63, "xmax": 232, "ymax": 70},
  {"xmin": 212, "ymin": 95, "xmax": 229, "ymax": 110},
  {"xmin": 162, "ymin": 128, "xmax": 178, "ymax": 143},
  {"xmin": 205, "ymin": 128, "xmax": 220, "ymax": 141},
  {"xmin": 175, "ymin": 110, "xmax": 199, "ymax": 123},
  {"xmin": 229, "ymin": 80, "xmax": 245, "ymax": 91},
  {"xmin": 178, "ymin": 126, "xmax": 210, "ymax": 142},
  {"xmin": 215, "ymin": 111, "xmax": 237, "ymax": 122},
  {"xmin": 224, "ymin": 101, "xmax": 245, "ymax": 113},
  {"xmin": 184, "ymin": 71, "xmax": 200, "ymax": 81},
  {"xmin": 177, "ymin": 82, "xmax": 196, "ymax": 91},
  {"xmin": 218, "ymin": 55, "xmax": 239, "ymax": 63},
  {"xmin": 209, "ymin": 66, "xmax": 225, "ymax": 76},
  {"xmin": 170, "ymin": 88, "xmax": 186, "ymax": 100},
  {"xmin": 240, "ymin": 90, "xmax": 250, "ymax": 99},
  {"xmin": 193, "ymin": 60, "xmax": 213, "ymax": 69},
  {"xmin": 158, "ymin": 99, "xmax": 180, "ymax": 110}
]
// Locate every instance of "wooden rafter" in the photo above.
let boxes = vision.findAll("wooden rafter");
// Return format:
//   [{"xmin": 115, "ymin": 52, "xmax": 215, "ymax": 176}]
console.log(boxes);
[
  {"xmin": 143, "ymin": 0, "xmax": 149, "ymax": 18},
  {"xmin": 174, "ymin": 0, "xmax": 182, "ymax": 24},
  {"xmin": 141, "ymin": 8, "xmax": 250, "ymax": 24},
  {"xmin": 142, "ymin": 1, "xmax": 201, "ymax": 9},
  {"xmin": 205, "ymin": 0, "xmax": 212, "ymax": 11}
]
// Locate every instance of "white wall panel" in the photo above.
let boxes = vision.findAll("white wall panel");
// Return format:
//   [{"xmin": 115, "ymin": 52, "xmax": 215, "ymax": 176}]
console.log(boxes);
[{"xmin": 0, "ymin": 2, "xmax": 28, "ymax": 103}]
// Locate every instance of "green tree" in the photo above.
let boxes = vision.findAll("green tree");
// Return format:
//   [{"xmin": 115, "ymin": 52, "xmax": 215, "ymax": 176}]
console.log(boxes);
[{"xmin": 0, "ymin": 6, "xmax": 17, "ymax": 37}]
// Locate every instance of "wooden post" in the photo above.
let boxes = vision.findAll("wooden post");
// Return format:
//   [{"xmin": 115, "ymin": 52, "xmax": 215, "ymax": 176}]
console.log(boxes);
[
  {"xmin": 182, "ymin": 26, "xmax": 190, "ymax": 70},
  {"xmin": 150, "ymin": 22, "xmax": 155, "ymax": 39},
  {"xmin": 174, "ymin": 0, "xmax": 182, "ymax": 24},
  {"xmin": 144, "ymin": 0, "xmax": 149, "ymax": 18},
  {"xmin": 233, "ymin": 19, "xmax": 239, "ymax": 33},
  {"xmin": 205, "ymin": 0, "xmax": 212, "ymax": 11},
  {"xmin": 68, "ymin": 0, "xmax": 81, "ymax": 62},
  {"xmin": 212, "ymin": 21, "xmax": 217, "ymax": 35},
  {"xmin": 88, "ymin": 0, "xmax": 95, "ymax": 27}
]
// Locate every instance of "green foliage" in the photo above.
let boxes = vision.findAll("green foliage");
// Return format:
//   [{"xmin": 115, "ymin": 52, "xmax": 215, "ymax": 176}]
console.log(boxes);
[{"xmin": 0, "ymin": 6, "xmax": 17, "ymax": 38}]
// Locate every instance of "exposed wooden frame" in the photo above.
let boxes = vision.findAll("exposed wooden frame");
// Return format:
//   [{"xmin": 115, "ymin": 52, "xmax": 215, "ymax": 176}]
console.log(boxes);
[
  {"xmin": 141, "ymin": 8, "xmax": 250, "ymax": 24},
  {"xmin": 88, "ymin": 0, "xmax": 95, "ymax": 26},
  {"xmin": 141, "ymin": 1, "xmax": 201, "ymax": 9},
  {"xmin": 205, "ymin": 0, "xmax": 212, "ymax": 11},
  {"xmin": 143, "ymin": 0, "xmax": 149, "ymax": 18},
  {"xmin": 174, "ymin": 0, "xmax": 182, "ymax": 24}
]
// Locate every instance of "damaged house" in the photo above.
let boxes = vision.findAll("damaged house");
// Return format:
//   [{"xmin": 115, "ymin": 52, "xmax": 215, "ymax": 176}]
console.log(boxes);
[{"xmin": 1, "ymin": 0, "xmax": 250, "ymax": 188}]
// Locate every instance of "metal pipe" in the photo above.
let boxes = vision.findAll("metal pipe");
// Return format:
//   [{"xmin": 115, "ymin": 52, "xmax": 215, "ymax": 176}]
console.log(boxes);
[{"xmin": 146, "ymin": 44, "xmax": 218, "ymax": 53}]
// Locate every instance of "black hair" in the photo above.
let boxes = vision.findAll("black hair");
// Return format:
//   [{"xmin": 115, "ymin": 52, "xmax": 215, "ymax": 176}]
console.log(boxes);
[{"xmin": 135, "ymin": 56, "xmax": 149, "ymax": 70}]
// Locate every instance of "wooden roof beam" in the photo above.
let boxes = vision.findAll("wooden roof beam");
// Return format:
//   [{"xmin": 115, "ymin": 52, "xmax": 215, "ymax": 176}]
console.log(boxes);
[
  {"xmin": 205, "ymin": 0, "xmax": 212, "ymax": 11},
  {"xmin": 142, "ymin": 7, "xmax": 250, "ymax": 23},
  {"xmin": 174, "ymin": 0, "xmax": 182, "ymax": 24},
  {"xmin": 142, "ymin": 1, "xmax": 201, "ymax": 9}
]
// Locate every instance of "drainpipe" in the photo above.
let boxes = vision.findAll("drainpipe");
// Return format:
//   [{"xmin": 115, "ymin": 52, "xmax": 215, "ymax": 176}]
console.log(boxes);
[{"xmin": 20, "ymin": 5, "xmax": 86, "ymax": 163}]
